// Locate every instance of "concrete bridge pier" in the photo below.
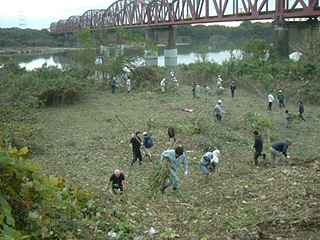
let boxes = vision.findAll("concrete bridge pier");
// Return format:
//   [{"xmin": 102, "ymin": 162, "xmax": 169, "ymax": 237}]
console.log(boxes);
[
  {"xmin": 164, "ymin": 26, "xmax": 177, "ymax": 67},
  {"xmin": 272, "ymin": 18, "xmax": 320, "ymax": 61},
  {"xmin": 272, "ymin": 20, "xmax": 289, "ymax": 61},
  {"xmin": 100, "ymin": 45, "xmax": 110, "ymax": 57},
  {"xmin": 145, "ymin": 28, "xmax": 159, "ymax": 66},
  {"xmin": 64, "ymin": 33, "xmax": 76, "ymax": 47},
  {"xmin": 145, "ymin": 26, "xmax": 177, "ymax": 67}
]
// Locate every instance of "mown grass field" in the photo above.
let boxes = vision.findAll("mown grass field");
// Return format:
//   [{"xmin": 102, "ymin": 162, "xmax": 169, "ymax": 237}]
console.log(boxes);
[{"xmin": 32, "ymin": 84, "xmax": 320, "ymax": 239}]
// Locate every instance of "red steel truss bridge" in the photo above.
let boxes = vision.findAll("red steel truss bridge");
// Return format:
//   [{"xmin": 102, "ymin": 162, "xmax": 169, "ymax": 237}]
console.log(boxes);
[{"xmin": 50, "ymin": 0, "xmax": 320, "ymax": 33}]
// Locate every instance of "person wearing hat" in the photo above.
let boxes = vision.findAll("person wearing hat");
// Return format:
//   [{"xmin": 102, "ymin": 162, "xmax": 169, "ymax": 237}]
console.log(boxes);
[
  {"xmin": 195, "ymin": 83, "xmax": 200, "ymax": 98},
  {"xmin": 214, "ymin": 99, "xmax": 225, "ymax": 122},
  {"xmin": 130, "ymin": 131, "xmax": 142, "ymax": 167},
  {"xmin": 143, "ymin": 132, "xmax": 153, "ymax": 157},
  {"xmin": 252, "ymin": 131, "xmax": 264, "ymax": 166},
  {"xmin": 277, "ymin": 90, "xmax": 285, "ymax": 108},
  {"xmin": 160, "ymin": 78, "xmax": 166, "ymax": 93},
  {"xmin": 217, "ymin": 75, "xmax": 223, "ymax": 89},
  {"xmin": 269, "ymin": 140, "xmax": 292, "ymax": 168},
  {"xmin": 199, "ymin": 150, "xmax": 221, "ymax": 176},
  {"xmin": 160, "ymin": 147, "xmax": 188, "ymax": 193},
  {"xmin": 174, "ymin": 79, "xmax": 179, "ymax": 94}
]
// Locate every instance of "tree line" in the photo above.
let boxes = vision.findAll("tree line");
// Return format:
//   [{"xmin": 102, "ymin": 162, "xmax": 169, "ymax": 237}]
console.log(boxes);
[{"xmin": 0, "ymin": 21, "xmax": 271, "ymax": 49}]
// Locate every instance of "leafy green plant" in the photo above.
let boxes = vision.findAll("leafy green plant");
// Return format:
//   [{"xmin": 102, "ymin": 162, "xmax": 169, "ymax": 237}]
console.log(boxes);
[
  {"xmin": 0, "ymin": 63, "xmax": 88, "ymax": 108},
  {"xmin": 234, "ymin": 112, "xmax": 272, "ymax": 135},
  {"xmin": 0, "ymin": 146, "xmax": 95, "ymax": 239}
]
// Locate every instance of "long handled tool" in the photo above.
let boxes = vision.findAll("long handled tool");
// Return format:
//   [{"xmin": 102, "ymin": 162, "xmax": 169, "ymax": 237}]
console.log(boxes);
[{"xmin": 115, "ymin": 114, "xmax": 153, "ymax": 161}]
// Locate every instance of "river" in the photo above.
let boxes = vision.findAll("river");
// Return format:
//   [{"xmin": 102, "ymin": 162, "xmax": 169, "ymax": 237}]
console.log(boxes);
[{"xmin": 0, "ymin": 48, "xmax": 241, "ymax": 70}]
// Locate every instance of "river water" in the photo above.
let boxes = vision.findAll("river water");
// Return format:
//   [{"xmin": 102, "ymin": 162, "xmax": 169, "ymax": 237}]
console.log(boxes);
[{"xmin": 0, "ymin": 48, "xmax": 241, "ymax": 71}]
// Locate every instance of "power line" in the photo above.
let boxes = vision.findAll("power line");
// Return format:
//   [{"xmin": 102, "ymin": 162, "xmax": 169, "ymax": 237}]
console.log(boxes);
[{"xmin": 19, "ymin": 9, "xmax": 27, "ymax": 28}]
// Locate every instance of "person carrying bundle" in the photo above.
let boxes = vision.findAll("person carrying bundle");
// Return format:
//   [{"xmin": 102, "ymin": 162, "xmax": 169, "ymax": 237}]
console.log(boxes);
[{"xmin": 160, "ymin": 147, "xmax": 188, "ymax": 194}]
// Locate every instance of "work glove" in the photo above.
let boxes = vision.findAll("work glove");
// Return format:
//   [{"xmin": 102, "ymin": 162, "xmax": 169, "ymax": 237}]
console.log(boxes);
[
  {"xmin": 287, "ymin": 155, "xmax": 290, "ymax": 159},
  {"xmin": 216, "ymin": 168, "xmax": 220, "ymax": 172},
  {"xmin": 184, "ymin": 171, "xmax": 188, "ymax": 176},
  {"xmin": 132, "ymin": 134, "xmax": 135, "ymax": 137}
]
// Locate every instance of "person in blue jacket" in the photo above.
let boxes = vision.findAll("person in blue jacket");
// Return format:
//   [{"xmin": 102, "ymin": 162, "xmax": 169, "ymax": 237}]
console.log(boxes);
[
  {"xmin": 269, "ymin": 140, "xmax": 292, "ymax": 168},
  {"xmin": 298, "ymin": 102, "xmax": 306, "ymax": 121},
  {"xmin": 277, "ymin": 90, "xmax": 285, "ymax": 108},
  {"xmin": 143, "ymin": 132, "xmax": 153, "ymax": 158}
]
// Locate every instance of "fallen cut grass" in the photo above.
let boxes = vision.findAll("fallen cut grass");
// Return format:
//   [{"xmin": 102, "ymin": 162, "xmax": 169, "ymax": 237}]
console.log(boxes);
[{"xmin": 33, "ymin": 85, "xmax": 320, "ymax": 239}]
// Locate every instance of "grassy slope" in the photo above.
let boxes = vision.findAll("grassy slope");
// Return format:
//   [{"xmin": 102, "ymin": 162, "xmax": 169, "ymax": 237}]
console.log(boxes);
[{"xmin": 33, "ymin": 85, "xmax": 320, "ymax": 239}]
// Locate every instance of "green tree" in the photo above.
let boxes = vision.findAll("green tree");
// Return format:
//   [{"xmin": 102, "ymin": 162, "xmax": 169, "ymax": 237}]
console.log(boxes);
[
  {"xmin": 242, "ymin": 39, "xmax": 277, "ymax": 61},
  {"xmin": 73, "ymin": 27, "xmax": 157, "ymax": 90},
  {"xmin": 294, "ymin": 28, "xmax": 320, "ymax": 63},
  {"xmin": 195, "ymin": 44, "xmax": 210, "ymax": 62},
  {"xmin": 73, "ymin": 28, "xmax": 96, "ymax": 78}
]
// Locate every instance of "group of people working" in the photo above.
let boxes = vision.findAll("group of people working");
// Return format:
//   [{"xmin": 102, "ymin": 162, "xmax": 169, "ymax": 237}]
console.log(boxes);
[{"xmin": 107, "ymin": 75, "xmax": 303, "ymax": 195}]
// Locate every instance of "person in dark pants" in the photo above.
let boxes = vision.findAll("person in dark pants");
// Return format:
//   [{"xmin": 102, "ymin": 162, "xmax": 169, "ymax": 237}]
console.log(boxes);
[
  {"xmin": 192, "ymin": 83, "xmax": 196, "ymax": 98},
  {"xmin": 267, "ymin": 92, "xmax": 275, "ymax": 110},
  {"xmin": 230, "ymin": 81, "xmax": 237, "ymax": 98},
  {"xmin": 277, "ymin": 90, "xmax": 285, "ymax": 108},
  {"xmin": 107, "ymin": 169, "xmax": 127, "ymax": 194},
  {"xmin": 130, "ymin": 132, "xmax": 142, "ymax": 167},
  {"xmin": 214, "ymin": 99, "xmax": 225, "ymax": 123},
  {"xmin": 110, "ymin": 77, "xmax": 116, "ymax": 93},
  {"xmin": 298, "ymin": 102, "xmax": 306, "ymax": 121},
  {"xmin": 252, "ymin": 131, "xmax": 264, "ymax": 166},
  {"xmin": 199, "ymin": 150, "xmax": 221, "ymax": 176},
  {"xmin": 269, "ymin": 140, "xmax": 292, "ymax": 168}
]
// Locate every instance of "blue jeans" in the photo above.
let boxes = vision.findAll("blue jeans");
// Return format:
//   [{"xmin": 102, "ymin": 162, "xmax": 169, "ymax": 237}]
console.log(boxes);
[
  {"xmin": 216, "ymin": 113, "xmax": 222, "ymax": 122},
  {"xmin": 111, "ymin": 85, "xmax": 115, "ymax": 93},
  {"xmin": 200, "ymin": 163, "xmax": 209, "ymax": 174}
]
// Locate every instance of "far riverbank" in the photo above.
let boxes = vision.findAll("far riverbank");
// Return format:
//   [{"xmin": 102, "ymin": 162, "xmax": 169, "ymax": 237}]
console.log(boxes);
[{"xmin": 0, "ymin": 47, "xmax": 79, "ymax": 56}]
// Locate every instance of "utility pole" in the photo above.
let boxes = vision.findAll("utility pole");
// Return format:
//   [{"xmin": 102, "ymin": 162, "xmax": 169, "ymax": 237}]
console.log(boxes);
[{"xmin": 19, "ymin": 9, "xmax": 27, "ymax": 28}]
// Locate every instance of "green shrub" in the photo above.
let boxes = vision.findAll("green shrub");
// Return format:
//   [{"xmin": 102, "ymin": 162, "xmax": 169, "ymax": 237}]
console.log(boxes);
[
  {"xmin": 176, "ymin": 61, "xmax": 221, "ymax": 84},
  {"xmin": 0, "ymin": 64, "xmax": 89, "ymax": 108},
  {"xmin": 234, "ymin": 112, "xmax": 272, "ymax": 135}
]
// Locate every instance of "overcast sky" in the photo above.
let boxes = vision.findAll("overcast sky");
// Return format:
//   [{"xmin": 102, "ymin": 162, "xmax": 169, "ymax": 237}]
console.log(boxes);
[
  {"xmin": 0, "ymin": 0, "xmax": 115, "ymax": 29},
  {"xmin": 0, "ymin": 0, "xmax": 246, "ymax": 30}
]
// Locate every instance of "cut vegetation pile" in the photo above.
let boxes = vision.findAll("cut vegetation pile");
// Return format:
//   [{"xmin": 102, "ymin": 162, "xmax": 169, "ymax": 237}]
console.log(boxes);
[{"xmin": 31, "ymin": 85, "xmax": 320, "ymax": 239}]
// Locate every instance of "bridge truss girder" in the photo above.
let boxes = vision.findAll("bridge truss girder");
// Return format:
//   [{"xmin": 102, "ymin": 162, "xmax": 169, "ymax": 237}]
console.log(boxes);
[{"xmin": 50, "ymin": 0, "xmax": 320, "ymax": 33}]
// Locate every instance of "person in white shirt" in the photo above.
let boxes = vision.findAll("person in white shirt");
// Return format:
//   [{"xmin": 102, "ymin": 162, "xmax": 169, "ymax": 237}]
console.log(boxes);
[
  {"xmin": 217, "ymin": 75, "xmax": 224, "ymax": 89},
  {"xmin": 267, "ymin": 92, "xmax": 275, "ymax": 110},
  {"xmin": 160, "ymin": 78, "xmax": 166, "ymax": 93},
  {"xmin": 126, "ymin": 77, "xmax": 131, "ymax": 94},
  {"xmin": 199, "ymin": 150, "xmax": 221, "ymax": 176}
]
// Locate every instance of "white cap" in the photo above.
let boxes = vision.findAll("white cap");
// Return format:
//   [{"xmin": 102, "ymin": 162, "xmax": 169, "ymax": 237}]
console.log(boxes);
[
  {"xmin": 174, "ymin": 80, "xmax": 178, "ymax": 82},
  {"xmin": 279, "ymin": 90, "xmax": 282, "ymax": 93},
  {"xmin": 213, "ymin": 150, "xmax": 221, "ymax": 157},
  {"xmin": 218, "ymin": 99, "xmax": 222, "ymax": 103},
  {"xmin": 143, "ymin": 132, "xmax": 147, "ymax": 136},
  {"xmin": 218, "ymin": 75, "xmax": 221, "ymax": 77}
]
